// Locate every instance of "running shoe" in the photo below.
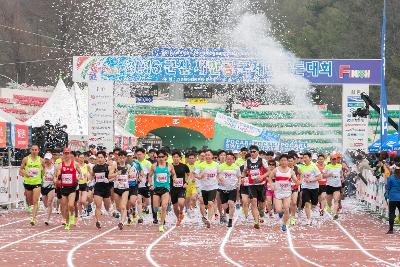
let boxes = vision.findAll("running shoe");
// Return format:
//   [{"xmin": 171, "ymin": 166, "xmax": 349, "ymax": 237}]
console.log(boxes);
[
  {"xmin": 259, "ymin": 217, "xmax": 264, "ymax": 223},
  {"xmin": 278, "ymin": 212, "xmax": 283, "ymax": 219},
  {"xmin": 254, "ymin": 223, "xmax": 260, "ymax": 229},
  {"xmin": 291, "ymin": 217, "xmax": 297, "ymax": 226},
  {"xmin": 227, "ymin": 219, "xmax": 233, "ymax": 228},
  {"xmin": 118, "ymin": 222, "xmax": 123, "ymax": 230},
  {"xmin": 115, "ymin": 212, "xmax": 120, "ymax": 219},
  {"xmin": 44, "ymin": 221, "xmax": 49, "ymax": 226},
  {"xmin": 159, "ymin": 225, "xmax": 165, "ymax": 232},
  {"xmin": 30, "ymin": 218, "xmax": 36, "ymax": 226},
  {"xmin": 320, "ymin": 209, "xmax": 324, "ymax": 216},
  {"xmin": 132, "ymin": 214, "xmax": 138, "ymax": 223},
  {"xmin": 153, "ymin": 219, "xmax": 159, "ymax": 224},
  {"xmin": 333, "ymin": 214, "xmax": 339, "ymax": 220},
  {"xmin": 281, "ymin": 224, "xmax": 287, "ymax": 232},
  {"xmin": 64, "ymin": 223, "xmax": 70, "ymax": 231},
  {"xmin": 127, "ymin": 215, "xmax": 132, "ymax": 226},
  {"xmin": 394, "ymin": 216, "xmax": 400, "ymax": 224},
  {"xmin": 386, "ymin": 229, "xmax": 394, "ymax": 234},
  {"xmin": 176, "ymin": 212, "xmax": 184, "ymax": 226},
  {"xmin": 138, "ymin": 218, "xmax": 144, "ymax": 224},
  {"xmin": 96, "ymin": 221, "xmax": 101, "ymax": 229}
]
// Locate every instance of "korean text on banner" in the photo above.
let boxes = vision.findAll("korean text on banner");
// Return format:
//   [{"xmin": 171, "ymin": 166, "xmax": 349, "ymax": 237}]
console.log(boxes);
[
  {"xmin": 88, "ymin": 81, "xmax": 114, "ymax": 151},
  {"xmin": 14, "ymin": 125, "xmax": 29, "ymax": 149}
]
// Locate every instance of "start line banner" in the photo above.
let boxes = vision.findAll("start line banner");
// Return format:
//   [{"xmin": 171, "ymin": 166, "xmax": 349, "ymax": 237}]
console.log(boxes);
[
  {"xmin": 73, "ymin": 55, "xmax": 381, "ymax": 85},
  {"xmin": 224, "ymin": 138, "xmax": 308, "ymax": 153}
]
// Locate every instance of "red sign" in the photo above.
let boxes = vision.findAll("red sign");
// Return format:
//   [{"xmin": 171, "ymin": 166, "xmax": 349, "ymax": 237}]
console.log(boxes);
[
  {"xmin": 241, "ymin": 100, "xmax": 260, "ymax": 108},
  {"xmin": 122, "ymin": 137, "xmax": 129, "ymax": 150},
  {"xmin": 14, "ymin": 124, "xmax": 29, "ymax": 149},
  {"xmin": 0, "ymin": 122, "xmax": 6, "ymax": 148}
]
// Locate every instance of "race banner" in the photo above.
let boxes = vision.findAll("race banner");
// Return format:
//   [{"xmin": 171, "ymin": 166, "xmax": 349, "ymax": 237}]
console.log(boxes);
[
  {"xmin": 73, "ymin": 56, "xmax": 381, "ymax": 85},
  {"xmin": 224, "ymin": 138, "xmax": 307, "ymax": 152},
  {"xmin": 215, "ymin": 112, "xmax": 280, "ymax": 142}
]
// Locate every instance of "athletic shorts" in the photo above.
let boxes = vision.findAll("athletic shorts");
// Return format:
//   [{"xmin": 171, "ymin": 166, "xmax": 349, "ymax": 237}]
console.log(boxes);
[
  {"xmin": 219, "ymin": 189, "xmax": 237, "ymax": 204},
  {"xmin": 170, "ymin": 188, "xmax": 186, "ymax": 204},
  {"xmin": 24, "ymin": 183, "xmax": 41, "ymax": 191},
  {"xmin": 129, "ymin": 185, "xmax": 138, "ymax": 197},
  {"xmin": 55, "ymin": 187, "xmax": 62, "ymax": 199},
  {"xmin": 114, "ymin": 188, "xmax": 129, "ymax": 197},
  {"xmin": 326, "ymin": 185, "xmax": 342, "ymax": 195},
  {"xmin": 79, "ymin": 184, "xmax": 88, "ymax": 192},
  {"xmin": 94, "ymin": 185, "xmax": 111, "ymax": 198},
  {"xmin": 240, "ymin": 185, "xmax": 249, "ymax": 195},
  {"xmin": 138, "ymin": 187, "xmax": 150, "ymax": 198},
  {"xmin": 186, "ymin": 183, "xmax": 197, "ymax": 198},
  {"xmin": 60, "ymin": 186, "xmax": 76, "ymax": 197},
  {"xmin": 302, "ymin": 188, "xmax": 319, "ymax": 206},
  {"xmin": 41, "ymin": 187, "xmax": 55, "ymax": 196},
  {"xmin": 201, "ymin": 189, "xmax": 217, "ymax": 206},
  {"xmin": 153, "ymin": 187, "xmax": 169, "ymax": 197},
  {"xmin": 249, "ymin": 184, "xmax": 266, "ymax": 202},
  {"xmin": 318, "ymin": 185, "xmax": 327, "ymax": 195}
]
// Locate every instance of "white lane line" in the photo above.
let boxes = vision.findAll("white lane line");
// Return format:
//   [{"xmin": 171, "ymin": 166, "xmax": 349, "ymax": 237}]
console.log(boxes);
[
  {"xmin": 219, "ymin": 216, "xmax": 243, "ymax": 267},
  {"xmin": 332, "ymin": 218, "xmax": 399, "ymax": 267},
  {"xmin": 67, "ymin": 226, "xmax": 117, "ymax": 267},
  {"xmin": 0, "ymin": 214, "xmax": 45, "ymax": 228},
  {"xmin": 145, "ymin": 226, "xmax": 176, "ymax": 267},
  {"xmin": 286, "ymin": 227, "xmax": 324, "ymax": 267},
  {"xmin": 0, "ymin": 225, "xmax": 62, "ymax": 250}
]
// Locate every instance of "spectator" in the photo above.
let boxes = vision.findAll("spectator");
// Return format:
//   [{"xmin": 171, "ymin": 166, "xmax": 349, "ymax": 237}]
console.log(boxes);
[{"xmin": 385, "ymin": 163, "xmax": 400, "ymax": 234}]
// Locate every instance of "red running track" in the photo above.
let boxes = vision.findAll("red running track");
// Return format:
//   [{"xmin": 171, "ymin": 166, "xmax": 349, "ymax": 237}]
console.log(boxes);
[{"xmin": 0, "ymin": 201, "xmax": 399, "ymax": 267}]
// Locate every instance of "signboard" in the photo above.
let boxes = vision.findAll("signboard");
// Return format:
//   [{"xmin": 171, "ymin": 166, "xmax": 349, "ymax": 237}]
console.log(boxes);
[
  {"xmin": 224, "ymin": 138, "xmax": 308, "ymax": 152},
  {"xmin": 130, "ymin": 84, "xmax": 158, "ymax": 97},
  {"xmin": 342, "ymin": 84, "xmax": 369, "ymax": 151},
  {"xmin": 215, "ymin": 112, "xmax": 280, "ymax": 142},
  {"xmin": 13, "ymin": 124, "xmax": 29, "ymax": 149},
  {"xmin": 183, "ymin": 85, "xmax": 213, "ymax": 98},
  {"xmin": 136, "ymin": 96, "xmax": 153, "ymax": 103},
  {"xmin": 73, "ymin": 56, "xmax": 381, "ymax": 85},
  {"xmin": 88, "ymin": 81, "xmax": 115, "ymax": 151},
  {"xmin": 188, "ymin": 98, "xmax": 208, "ymax": 104}
]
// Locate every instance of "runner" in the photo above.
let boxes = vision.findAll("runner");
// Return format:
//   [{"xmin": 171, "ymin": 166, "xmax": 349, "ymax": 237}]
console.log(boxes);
[
  {"xmin": 86, "ymin": 154, "xmax": 96, "ymax": 216},
  {"xmin": 216, "ymin": 150, "xmax": 227, "ymax": 223},
  {"xmin": 41, "ymin": 152, "xmax": 56, "ymax": 225},
  {"xmin": 195, "ymin": 149, "xmax": 219, "ymax": 228},
  {"xmin": 113, "ymin": 150, "xmax": 133, "ymax": 229},
  {"xmin": 171, "ymin": 150, "xmax": 190, "ymax": 226},
  {"xmin": 269, "ymin": 154, "xmax": 297, "ymax": 231},
  {"xmin": 316, "ymin": 154, "xmax": 327, "ymax": 216},
  {"xmin": 324, "ymin": 153, "xmax": 343, "ymax": 220},
  {"xmin": 218, "ymin": 152, "xmax": 241, "ymax": 227},
  {"xmin": 19, "ymin": 144, "xmax": 44, "ymax": 225},
  {"xmin": 135, "ymin": 148, "xmax": 154, "ymax": 223},
  {"xmin": 239, "ymin": 153, "xmax": 251, "ymax": 220},
  {"xmin": 242, "ymin": 145, "xmax": 269, "ymax": 229},
  {"xmin": 185, "ymin": 152, "xmax": 198, "ymax": 214},
  {"xmin": 127, "ymin": 151, "xmax": 143, "ymax": 224},
  {"xmin": 91, "ymin": 151, "xmax": 116, "ymax": 229},
  {"xmin": 77, "ymin": 153, "xmax": 90, "ymax": 217},
  {"xmin": 298, "ymin": 152, "xmax": 322, "ymax": 226},
  {"xmin": 55, "ymin": 148, "xmax": 82, "ymax": 230},
  {"xmin": 265, "ymin": 160, "xmax": 277, "ymax": 218},
  {"xmin": 288, "ymin": 154, "xmax": 300, "ymax": 225},
  {"xmin": 148, "ymin": 149, "xmax": 177, "ymax": 232}
]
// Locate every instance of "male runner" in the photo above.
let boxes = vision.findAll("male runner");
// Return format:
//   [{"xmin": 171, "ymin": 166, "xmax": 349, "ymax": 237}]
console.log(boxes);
[
  {"xmin": 171, "ymin": 150, "xmax": 190, "ymax": 226},
  {"xmin": 20, "ymin": 144, "xmax": 44, "ymax": 225},
  {"xmin": 136, "ymin": 148, "xmax": 154, "ymax": 222},
  {"xmin": 42, "ymin": 152, "xmax": 56, "ymax": 225},
  {"xmin": 288, "ymin": 155, "xmax": 300, "ymax": 225},
  {"xmin": 218, "ymin": 152, "xmax": 241, "ymax": 227},
  {"xmin": 316, "ymin": 154, "xmax": 327, "ymax": 216},
  {"xmin": 77, "ymin": 153, "xmax": 90, "ymax": 217},
  {"xmin": 324, "ymin": 153, "xmax": 343, "ymax": 220},
  {"xmin": 185, "ymin": 153, "xmax": 198, "ymax": 213}
]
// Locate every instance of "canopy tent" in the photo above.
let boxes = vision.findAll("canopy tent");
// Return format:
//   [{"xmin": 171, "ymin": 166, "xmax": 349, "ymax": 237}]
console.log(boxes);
[
  {"xmin": 368, "ymin": 134, "xmax": 400, "ymax": 152},
  {"xmin": 26, "ymin": 79, "xmax": 136, "ymax": 148}
]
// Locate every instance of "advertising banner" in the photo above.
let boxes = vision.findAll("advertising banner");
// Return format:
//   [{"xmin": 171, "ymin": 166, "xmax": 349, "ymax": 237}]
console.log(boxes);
[{"xmin": 224, "ymin": 138, "xmax": 308, "ymax": 152}]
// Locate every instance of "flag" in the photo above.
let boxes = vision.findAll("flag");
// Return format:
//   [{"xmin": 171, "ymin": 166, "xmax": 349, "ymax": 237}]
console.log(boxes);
[{"xmin": 380, "ymin": 0, "xmax": 389, "ymax": 151}]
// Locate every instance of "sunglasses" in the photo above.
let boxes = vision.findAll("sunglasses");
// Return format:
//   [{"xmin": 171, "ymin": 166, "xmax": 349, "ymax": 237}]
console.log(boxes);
[
  {"xmin": 158, "ymin": 155, "xmax": 166, "ymax": 158},
  {"xmin": 269, "ymin": 164, "xmax": 276, "ymax": 166},
  {"xmin": 250, "ymin": 150, "xmax": 258, "ymax": 153}
]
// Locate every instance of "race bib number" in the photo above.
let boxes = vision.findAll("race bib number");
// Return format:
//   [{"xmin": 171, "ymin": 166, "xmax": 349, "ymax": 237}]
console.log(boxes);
[
  {"xmin": 61, "ymin": 173, "xmax": 73, "ymax": 184},
  {"xmin": 156, "ymin": 173, "xmax": 167, "ymax": 183},
  {"xmin": 250, "ymin": 169, "xmax": 260, "ymax": 179},
  {"xmin": 95, "ymin": 172, "xmax": 107, "ymax": 183},
  {"xmin": 173, "ymin": 178, "xmax": 184, "ymax": 187},
  {"xmin": 44, "ymin": 172, "xmax": 54, "ymax": 182},
  {"xmin": 115, "ymin": 175, "xmax": 129, "ymax": 189},
  {"xmin": 28, "ymin": 168, "xmax": 39, "ymax": 177},
  {"xmin": 277, "ymin": 181, "xmax": 291, "ymax": 191}
]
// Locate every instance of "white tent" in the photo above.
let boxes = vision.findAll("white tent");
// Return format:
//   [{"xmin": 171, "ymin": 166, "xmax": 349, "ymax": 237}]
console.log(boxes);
[
  {"xmin": 27, "ymin": 78, "xmax": 86, "ymax": 137},
  {"xmin": 27, "ymin": 79, "xmax": 135, "ymax": 143}
]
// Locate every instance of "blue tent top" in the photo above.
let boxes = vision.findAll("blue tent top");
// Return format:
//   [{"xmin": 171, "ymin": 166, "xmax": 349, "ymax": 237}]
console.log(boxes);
[{"xmin": 368, "ymin": 133, "xmax": 400, "ymax": 152}]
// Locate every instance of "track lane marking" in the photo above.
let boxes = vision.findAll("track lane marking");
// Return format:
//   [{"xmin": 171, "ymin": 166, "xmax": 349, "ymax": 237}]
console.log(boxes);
[
  {"xmin": 219, "ymin": 215, "xmax": 244, "ymax": 267},
  {"xmin": 145, "ymin": 226, "xmax": 176, "ymax": 267}
]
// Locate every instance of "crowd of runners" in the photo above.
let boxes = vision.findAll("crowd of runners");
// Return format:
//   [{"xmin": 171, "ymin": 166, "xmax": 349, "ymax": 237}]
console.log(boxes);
[{"xmin": 19, "ymin": 144, "xmax": 351, "ymax": 233}]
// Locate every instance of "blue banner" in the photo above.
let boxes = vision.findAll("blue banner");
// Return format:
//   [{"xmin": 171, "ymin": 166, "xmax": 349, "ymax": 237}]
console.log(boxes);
[
  {"xmin": 224, "ymin": 138, "xmax": 308, "ymax": 153},
  {"xmin": 136, "ymin": 96, "xmax": 153, "ymax": 103},
  {"xmin": 73, "ymin": 56, "xmax": 381, "ymax": 85},
  {"xmin": 380, "ymin": 0, "xmax": 389, "ymax": 151}
]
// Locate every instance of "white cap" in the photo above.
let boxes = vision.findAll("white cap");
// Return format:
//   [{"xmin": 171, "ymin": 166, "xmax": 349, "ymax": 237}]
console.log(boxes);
[
  {"xmin": 127, "ymin": 150, "xmax": 134, "ymax": 156},
  {"xmin": 89, "ymin": 155, "xmax": 96, "ymax": 159},
  {"xmin": 312, "ymin": 154, "xmax": 318, "ymax": 160},
  {"xmin": 44, "ymin": 153, "xmax": 52, "ymax": 160},
  {"xmin": 233, "ymin": 150, "xmax": 239, "ymax": 154}
]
